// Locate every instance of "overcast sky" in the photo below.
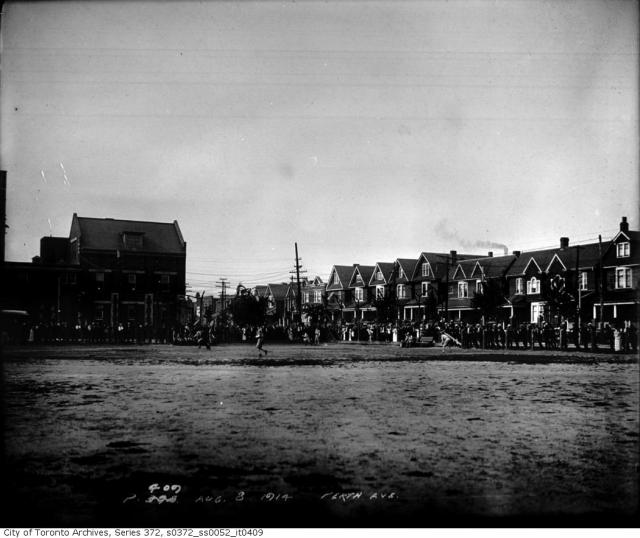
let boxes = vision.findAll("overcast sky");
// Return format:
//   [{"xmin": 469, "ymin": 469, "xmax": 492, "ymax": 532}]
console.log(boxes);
[{"xmin": 1, "ymin": 0, "xmax": 637, "ymax": 294}]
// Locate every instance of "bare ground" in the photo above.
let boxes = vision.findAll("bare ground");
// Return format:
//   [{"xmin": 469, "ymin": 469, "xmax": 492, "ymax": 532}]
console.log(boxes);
[{"xmin": 1, "ymin": 343, "xmax": 638, "ymax": 527}]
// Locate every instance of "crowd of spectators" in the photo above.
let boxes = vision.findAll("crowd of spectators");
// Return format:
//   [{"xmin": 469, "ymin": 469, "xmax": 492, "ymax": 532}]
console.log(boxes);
[{"xmin": 2, "ymin": 316, "xmax": 638, "ymax": 354}]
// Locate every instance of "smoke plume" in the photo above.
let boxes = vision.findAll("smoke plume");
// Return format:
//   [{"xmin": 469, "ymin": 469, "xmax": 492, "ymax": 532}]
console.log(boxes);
[{"xmin": 435, "ymin": 219, "xmax": 508, "ymax": 256}]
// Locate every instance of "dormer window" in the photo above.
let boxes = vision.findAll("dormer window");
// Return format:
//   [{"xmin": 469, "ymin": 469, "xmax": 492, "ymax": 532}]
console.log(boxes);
[
  {"xmin": 398, "ymin": 267, "xmax": 405, "ymax": 279},
  {"xmin": 527, "ymin": 277, "xmax": 539, "ymax": 294},
  {"xmin": 458, "ymin": 281, "xmax": 468, "ymax": 298},
  {"xmin": 617, "ymin": 242, "xmax": 630, "ymax": 258},
  {"xmin": 421, "ymin": 262, "xmax": 430, "ymax": 277},
  {"xmin": 376, "ymin": 270, "xmax": 383, "ymax": 281},
  {"xmin": 123, "ymin": 232, "xmax": 144, "ymax": 250}
]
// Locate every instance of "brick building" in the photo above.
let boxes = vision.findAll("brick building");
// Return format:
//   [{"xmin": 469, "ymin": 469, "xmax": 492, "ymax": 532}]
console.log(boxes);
[{"xmin": 1, "ymin": 214, "xmax": 187, "ymax": 333}]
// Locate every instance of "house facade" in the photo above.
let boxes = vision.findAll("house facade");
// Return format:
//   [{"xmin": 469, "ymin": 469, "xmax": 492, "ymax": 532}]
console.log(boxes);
[
  {"xmin": 1, "ymin": 214, "xmax": 187, "ymax": 331},
  {"xmin": 448, "ymin": 253, "xmax": 517, "ymax": 322},
  {"xmin": 600, "ymin": 217, "xmax": 639, "ymax": 324},
  {"xmin": 325, "ymin": 265, "xmax": 356, "ymax": 322},
  {"xmin": 346, "ymin": 265, "xmax": 376, "ymax": 321}
]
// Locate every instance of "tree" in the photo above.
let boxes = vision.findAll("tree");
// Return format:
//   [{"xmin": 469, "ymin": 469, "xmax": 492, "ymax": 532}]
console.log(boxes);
[
  {"xmin": 423, "ymin": 284, "xmax": 439, "ymax": 321},
  {"xmin": 373, "ymin": 295, "xmax": 396, "ymax": 323},
  {"xmin": 302, "ymin": 303, "xmax": 328, "ymax": 325},
  {"xmin": 229, "ymin": 285, "xmax": 267, "ymax": 326},
  {"xmin": 471, "ymin": 278, "xmax": 507, "ymax": 322},
  {"xmin": 541, "ymin": 273, "xmax": 575, "ymax": 320}
]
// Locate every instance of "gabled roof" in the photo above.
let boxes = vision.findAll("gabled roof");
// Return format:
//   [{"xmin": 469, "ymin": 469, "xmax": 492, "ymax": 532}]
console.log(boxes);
[
  {"xmin": 506, "ymin": 242, "xmax": 606, "ymax": 276},
  {"xmin": 326, "ymin": 265, "xmax": 355, "ymax": 290},
  {"xmin": 71, "ymin": 214, "xmax": 186, "ymax": 254},
  {"xmin": 545, "ymin": 253, "xmax": 567, "ymax": 273},
  {"xmin": 266, "ymin": 283, "xmax": 289, "ymax": 300},
  {"xmin": 451, "ymin": 264, "xmax": 467, "ymax": 280},
  {"xmin": 470, "ymin": 261, "xmax": 484, "ymax": 279},
  {"xmin": 449, "ymin": 254, "xmax": 517, "ymax": 280},
  {"xmin": 412, "ymin": 251, "xmax": 477, "ymax": 280},
  {"xmin": 350, "ymin": 265, "xmax": 375, "ymax": 287},
  {"xmin": 253, "ymin": 285, "xmax": 268, "ymax": 297},
  {"xmin": 284, "ymin": 284, "xmax": 297, "ymax": 298},
  {"xmin": 611, "ymin": 230, "xmax": 640, "ymax": 243},
  {"xmin": 369, "ymin": 262, "xmax": 395, "ymax": 285},
  {"xmin": 396, "ymin": 258, "xmax": 418, "ymax": 282}
]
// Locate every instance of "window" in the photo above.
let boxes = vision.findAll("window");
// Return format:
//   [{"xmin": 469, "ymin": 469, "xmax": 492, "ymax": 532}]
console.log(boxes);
[
  {"xmin": 160, "ymin": 274, "xmax": 170, "ymax": 285},
  {"xmin": 314, "ymin": 290, "xmax": 322, "ymax": 303},
  {"xmin": 128, "ymin": 273, "xmax": 137, "ymax": 285},
  {"xmin": 127, "ymin": 305, "xmax": 137, "ymax": 320},
  {"xmin": 398, "ymin": 267, "xmax": 405, "ymax": 279},
  {"xmin": 397, "ymin": 284, "xmax": 406, "ymax": 299},
  {"xmin": 303, "ymin": 292, "xmax": 310, "ymax": 303},
  {"xmin": 95, "ymin": 305, "xmax": 104, "ymax": 321},
  {"xmin": 354, "ymin": 287, "xmax": 364, "ymax": 301},
  {"xmin": 527, "ymin": 277, "xmax": 539, "ymax": 294},
  {"xmin": 475, "ymin": 280, "xmax": 483, "ymax": 294},
  {"xmin": 376, "ymin": 286, "xmax": 385, "ymax": 299},
  {"xmin": 616, "ymin": 267, "xmax": 632, "ymax": 289},
  {"xmin": 67, "ymin": 272, "xmax": 77, "ymax": 285},
  {"xmin": 516, "ymin": 278, "xmax": 523, "ymax": 294},
  {"xmin": 123, "ymin": 233, "xmax": 143, "ymax": 249},
  {"xmin": 376, "ymin": 270, "xmax": 383, "ymax": 281},
  {"xmin": 458, "ymin": 281, "xmax": 468, "ymax": 298},
  {"xmin": 355, "ymin": 275, "xmax": 363, "ymax": 285},
  {"xmin": 421, "ymin": 281, "xmax": 431, "ymax": 296},
  {"xmin": 617, "ymin": 242, "xmax": 630, "ymax": 258},
  {"xmin": 421, "ymin": 262, "xmax": 430, "ymax": 277},
  {"xmin": 95, "ymin": 272, "xmax": 105, "ymax": 282},
  {"xmin": 531, "ymin": 302, "xmax": 545, "ymax": 324},
  {"xmin": 579, "ymin": 272, "xmax": 588, "ymax": 291}
]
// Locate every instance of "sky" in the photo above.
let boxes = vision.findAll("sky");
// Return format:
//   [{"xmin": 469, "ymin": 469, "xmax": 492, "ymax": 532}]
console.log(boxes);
[{"xmin": 1, "ymin": 0, "xmax": 638, "ymax": 294}]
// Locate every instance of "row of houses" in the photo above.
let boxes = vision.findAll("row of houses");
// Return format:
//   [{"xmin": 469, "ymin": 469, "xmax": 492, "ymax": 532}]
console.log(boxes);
[
  {"xmin": 1, "ymin": 179, "xmax": 636, "ymax": 331},
  {"xmin": 260, "ymin": 217, "xmax": 639, "ymax": 327}
]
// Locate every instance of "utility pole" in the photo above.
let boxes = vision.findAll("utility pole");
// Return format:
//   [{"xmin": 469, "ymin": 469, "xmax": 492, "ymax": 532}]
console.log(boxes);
[
  {"xmin": 444, "ymin": 250, "xmax": 457, "ymax": 321},
  {"xmin": 216, "ymin": 278, "xmax": 228, "ymax": 314},
  {"xmin": 575, "ymin": 244, "xmax": 581, "ymax": 346},
  {"xmin": 598, "ymin": 234, "xmax": 604, "ymax": 325},
  {"xmin": 291, "ymin": 243, "xmax": 306, "ymax": 323}
]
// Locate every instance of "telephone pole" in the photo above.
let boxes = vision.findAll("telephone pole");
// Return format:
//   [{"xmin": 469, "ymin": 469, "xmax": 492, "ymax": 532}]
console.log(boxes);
[
  {"xmin": 291, "ymin": 242, "xmax": 306, "ymax": 322},
  {"xmin": 216, "ymin": 278, "xmax": 228, "ymax": 314},
  {"xmin": 598, "ymin": 234, "xmax": 604, "ymax": 324}
]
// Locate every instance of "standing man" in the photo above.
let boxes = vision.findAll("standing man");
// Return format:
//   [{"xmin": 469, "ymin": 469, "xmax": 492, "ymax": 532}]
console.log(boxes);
[
  {"xmin": 256, "ymin": 326, "xmax": 268, "ymax": 356},
  {"xmin": 314, "ymin": 326, "xmax": 321, "ymax": 345}
]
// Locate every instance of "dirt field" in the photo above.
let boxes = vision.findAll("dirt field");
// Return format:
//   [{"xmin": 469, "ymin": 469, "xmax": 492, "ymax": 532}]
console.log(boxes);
[{"xmin": 1, "ymin": 343, "xmax": 638, "ymax": 527}]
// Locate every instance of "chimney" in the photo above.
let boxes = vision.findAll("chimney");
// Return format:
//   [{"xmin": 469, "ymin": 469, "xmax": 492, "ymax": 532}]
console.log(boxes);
[
  {"xmin": 513, "ymin": 250, "xmax": 521, "ymax": 257},
  {"xmin": 620, "ymin": 216, "xmax": 629, "ymax": 233},
  {"xmin": 560, "ymin": 237, "xmax": 569, "ymax": 249},
  {"xmin": 450, "ymin": 250, "xmax": 457, "ymax": 263},
  {"xmin": 487, "ymin": 251, "xmax": 493, "ymax": 257}
]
